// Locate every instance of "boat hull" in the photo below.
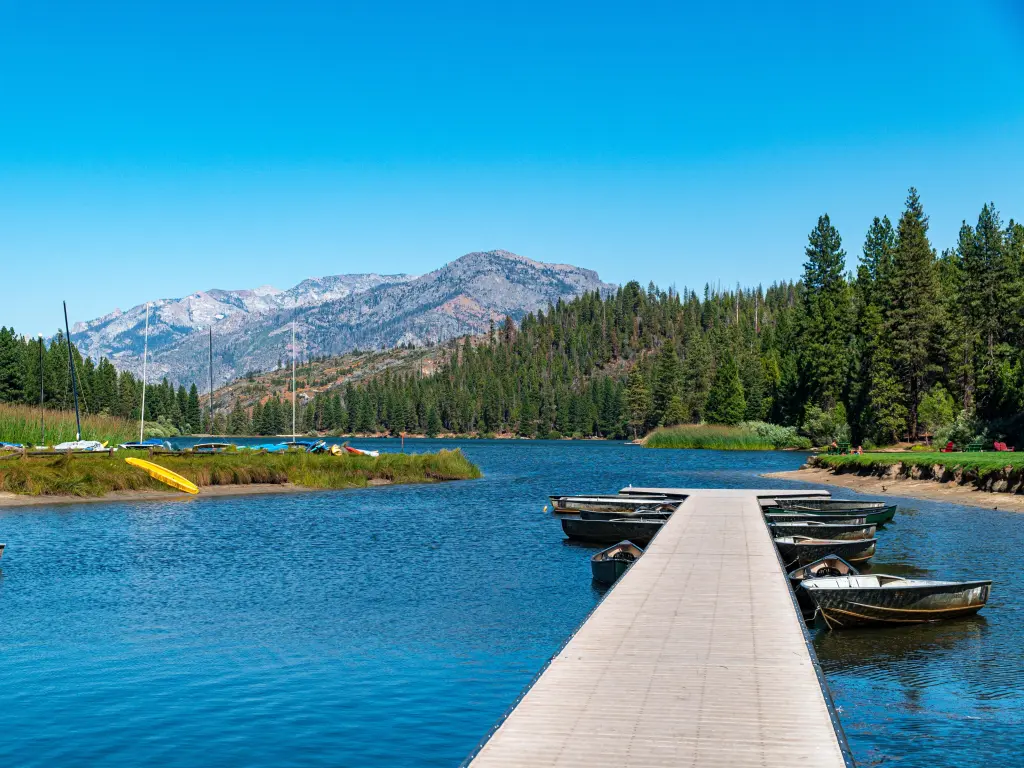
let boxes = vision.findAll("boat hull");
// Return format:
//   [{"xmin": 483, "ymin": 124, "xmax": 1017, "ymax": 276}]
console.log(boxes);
[
  {"xmin": 550, "ymin": 496, "xmax": 670, "ymax": 514},
  {"xmin": 765, "ymin": 505, "xmax": 895, "ymax": 526},
  {"xmin": 805, "ymin": 581, "xmax": 991, "ymax": 628},
  {"xmin": 590, "ymin": 541, "xmax": 645, "ymax": 585},
  {"xmin": 774, "ymin": 537, "xmax": 877, "ymax": 565},
  {"xmin": 561, "ymin": 517, "xmax": 664, "ymax": 546},
  {"xmin": 788, "ymin": 556, "xmax": 860, "ymax": 613},
  {"xmin": 776, "ymin": 499, "xmax": 888, "ymax": 511},
  {"xmin": 768, "ymin": 522, "xmax": 876, "ymax": 540},
  {"xmin": 579, "ymin": 509, "xmax": 673, "ymax": 521}
]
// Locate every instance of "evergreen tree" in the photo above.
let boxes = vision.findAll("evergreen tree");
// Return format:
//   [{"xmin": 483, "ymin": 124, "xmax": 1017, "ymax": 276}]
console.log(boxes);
[
  {"xmin": 651, "ymin": 344, "xmax": 682, "ymax": 423},
  {"xmin": 705, "ymin": 353, "xmax": 746, "ymax": 425},
  {"xmin": 886, "ymin": 188, "xmax": 941, "ymax": 438},
  {"xmin": 662, "ymin": 394, "xmax": 687, "ymax": 426},
  {"xmin": 625, "ymin": 366, "xmax": 652, "ymax": 439},
  {"xmin": 798, "ymin": 214, "xmax": 850, "ymax": 410},
  {"xmin": 186, "ymin": 384, "xmax": 202, "ymax": 434},
  {"xmin": 869, "ymin": 359, "xmax": 908, "ymax": 444},
  {"xmin": 425, "ymin": 403, "xmax": 443, "ymax": 437}
]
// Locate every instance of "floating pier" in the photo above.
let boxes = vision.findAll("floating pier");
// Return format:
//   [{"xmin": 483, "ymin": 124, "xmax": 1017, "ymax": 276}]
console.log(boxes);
[{"xmin": 465, "ymin": 488, "xmax": 853, "ymax": 767}]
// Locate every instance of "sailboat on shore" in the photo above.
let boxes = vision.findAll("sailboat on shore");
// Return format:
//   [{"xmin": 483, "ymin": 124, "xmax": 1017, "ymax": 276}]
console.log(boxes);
[{"xmin": 53, "ymin": 301, "xmax": 106, "ymax": 452}]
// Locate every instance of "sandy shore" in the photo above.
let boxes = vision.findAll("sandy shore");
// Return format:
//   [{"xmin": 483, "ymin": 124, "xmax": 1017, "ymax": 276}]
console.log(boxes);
[
  {"xmin": 764, "ymin": 466, "xmax": 1024, "ymax": 511},
  {"xmin": 0, "ymin": 480, "xmax": 394, "ymax": 509}
]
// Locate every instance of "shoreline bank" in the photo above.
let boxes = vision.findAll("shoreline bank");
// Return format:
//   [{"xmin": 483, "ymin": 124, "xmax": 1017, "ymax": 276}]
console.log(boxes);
[
  {"xmin": 764, "ymin": 466, "xmax": 1024, "ymax": 511},
  {"xmin": 0, "ymin": 449, "xmax": 480, "ymax": 506}
]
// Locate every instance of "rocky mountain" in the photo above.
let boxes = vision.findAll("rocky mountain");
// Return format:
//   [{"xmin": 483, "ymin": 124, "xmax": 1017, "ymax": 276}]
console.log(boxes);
[{"xmin": 71, "ymin": 250, "xmax": 615, "ymax": 387}]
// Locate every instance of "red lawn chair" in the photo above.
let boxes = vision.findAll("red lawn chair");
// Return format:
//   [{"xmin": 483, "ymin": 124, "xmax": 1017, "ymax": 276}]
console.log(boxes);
[
  {"xmin": 939, "ymin": 441, "xmax": 955, "ymax": 453},
  {"xmin": 995, "ymin": 441, "xmax": 1015, "ymax": 452}
]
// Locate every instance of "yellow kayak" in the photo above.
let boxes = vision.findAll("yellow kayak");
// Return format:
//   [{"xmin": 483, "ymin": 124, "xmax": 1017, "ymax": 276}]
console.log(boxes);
[{"xmin": 125, "ymin": 457, "xmax": 200, "ymax": 495}]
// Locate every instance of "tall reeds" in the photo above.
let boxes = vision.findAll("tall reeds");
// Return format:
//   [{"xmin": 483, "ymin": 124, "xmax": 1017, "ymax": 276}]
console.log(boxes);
[{"xmin": 0, "ymin": 403, "xmax": 135, "ymax": 446}]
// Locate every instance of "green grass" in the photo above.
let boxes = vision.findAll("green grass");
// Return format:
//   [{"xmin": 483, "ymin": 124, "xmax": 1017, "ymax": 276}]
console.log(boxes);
[
  {"xmin": 0, "ymin": 448, "xmax": 481, "ymax": 497},
  {"xmin": 0, "ymin": 403, "xmax": 136, "ymax": 446},
  {"xmin": 817, "ymin": 451, "xmax": 1024, "ymax": 476},
  {"xmin": 644, "ymin": 424, "xmax": 775, "ymax": 451}
]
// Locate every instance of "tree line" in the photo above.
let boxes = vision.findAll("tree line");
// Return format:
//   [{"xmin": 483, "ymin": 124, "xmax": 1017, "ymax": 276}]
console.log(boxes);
[
  {"xmin": 3, "ymin": 187, "xmax": 1022, "ymax": 447},
  {"xmin": 0, "ymin": 330, "xmax": 217, "ymax": 437},
  {"xmin": 245, "ymin": 187, "xmax": 1018, "ymax": 447}
]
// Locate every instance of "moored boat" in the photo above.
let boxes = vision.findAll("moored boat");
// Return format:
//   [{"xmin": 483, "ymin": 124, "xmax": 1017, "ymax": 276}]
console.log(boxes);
[
  {"xmin": 768, "ymin": 521, "xmax": 876, "ymax": 540},
  {"xmin": 561, "ymin": 517, "xmax": 665, "ymax": 546},
  {"xmin": 776, "ymin": 498, "xmax": 888, "ymax": 511},
  {"xmin": 764, "ymin": 511, "xmax": 869, "ymax": 525},
  {"xmin": 549, "ymin": 494, "xmax": 670, "ymax": 513},
  {"xmin": 773, "ymin": 536, "xmax": 877, "ymax": 565},
  {"xmin": 579, "ymin": 508, "xmax": 674, "ymax": 521},
  {"xmin": 802, "ymin": 575, "xmax": 992, "ymax": 629},
  {"xmin": 766, "ymin": 505, "xmax": 896, "ymax": 527},
  {"xmin": 787, "ymin": 555, "xmax": 859, "ymax": 612},
  {"xmin": 590, "ymin": 540, "xmax": 644, "ymax": 584}
]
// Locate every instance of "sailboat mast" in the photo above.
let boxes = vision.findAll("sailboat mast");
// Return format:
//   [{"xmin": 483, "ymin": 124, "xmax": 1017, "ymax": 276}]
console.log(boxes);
[
  {"xmin": 291, "ymin": 321, "xmax": 296, "ymax": 442},
  {"xmin": 208, "ymin": 328, "xmax": 215, "ymax": 434},
  {"xmin": 38, "ymin": 334, "xmax": 45, "ymax": 445},
  {"xmin": 140, "ymin": 302, "xmax": 149, "ymax": 443},
  {"xmin": 62, "ymin": 301, "xmax": 82, "ymax": 441}
]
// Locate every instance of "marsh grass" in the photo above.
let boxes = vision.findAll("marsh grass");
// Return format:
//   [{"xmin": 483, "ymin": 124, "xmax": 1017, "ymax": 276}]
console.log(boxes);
[
  {"xmin": 644, "ymin": 424, "xmax": 775, "ymax": 451},
  {"xmin": 0, "ymin": 448, "xmax": 481, "ymax": 497},
  {"xmin": 0, "ymin": 403, "xmax": 136, "ymax": 446}
]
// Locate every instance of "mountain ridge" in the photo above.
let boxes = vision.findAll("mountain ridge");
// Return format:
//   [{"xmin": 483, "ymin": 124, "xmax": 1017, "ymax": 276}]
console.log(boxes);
[{"xmin": 70, "ymin": 250, "xmax": 615, "ymax": 387}]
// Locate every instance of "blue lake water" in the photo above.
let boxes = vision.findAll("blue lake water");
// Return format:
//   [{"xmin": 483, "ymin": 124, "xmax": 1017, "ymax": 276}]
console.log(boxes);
[{"xmin": 0, "ymin": 440, "xmax": 1020, "ymax": 766}]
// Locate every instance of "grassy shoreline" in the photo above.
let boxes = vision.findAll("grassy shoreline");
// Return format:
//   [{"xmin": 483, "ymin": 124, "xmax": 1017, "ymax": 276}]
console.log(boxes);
[
  {"xmin": 0, "ymin": 449, "xmax": 481, "ymax": 498},
  {"xmin": 815, "ymin": 451, "xmax": 1024, "ymax": 475},
  {"xmin": 811, "ymin": 451, "xmax": 1024, "ymax": 495}
]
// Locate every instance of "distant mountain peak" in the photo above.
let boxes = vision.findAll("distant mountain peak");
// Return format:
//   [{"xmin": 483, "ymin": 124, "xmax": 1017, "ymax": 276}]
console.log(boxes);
[{"xmin": 71, "ymin": 251, "xmax": 616, "ymax": 387}]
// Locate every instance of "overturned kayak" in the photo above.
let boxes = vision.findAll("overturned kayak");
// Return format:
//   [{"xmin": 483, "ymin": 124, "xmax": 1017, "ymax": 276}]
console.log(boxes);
[
  {"xmin": 53, "ymin": 440, "xmax": 107, "ymax": 452},
  {"xmin": 802, "ymin": 575, "xmax": 992, "ymax": 629},
  {"xmin": 118, "ymin": 438, "xmax": 172, "ymax": 451},
  {"xmin": 590, "ymin": 540, "xmax": 644, "ymax": 584},
  {"xmin": 344, "ymin": 445, "xmax": 380, "ymax": 458},
  {"xmin": 125, "ymin": 458, "xmax": 200, "ymax": 495}
]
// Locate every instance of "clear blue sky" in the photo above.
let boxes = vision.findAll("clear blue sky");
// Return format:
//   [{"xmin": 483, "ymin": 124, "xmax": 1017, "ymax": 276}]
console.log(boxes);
[{"xmin": 3, "ymin": 1, "xmax": 1023, "ymax": 334}]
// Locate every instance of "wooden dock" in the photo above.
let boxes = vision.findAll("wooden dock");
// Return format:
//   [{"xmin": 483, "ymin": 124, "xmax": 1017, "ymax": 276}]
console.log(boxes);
[{"xmin": 465, "ymin": 488, "xmax": 852, "ymax": 767}]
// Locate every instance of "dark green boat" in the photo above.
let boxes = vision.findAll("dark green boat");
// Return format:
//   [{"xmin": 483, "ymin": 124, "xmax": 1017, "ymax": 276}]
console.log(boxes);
[
  {"xmin": 773, "ymin": 535, "xmax": 877, "ymax": 566},
  {"xmin": 579, "ymin": 509, "xmax": 673, "ymax": 521},
  {"xmin": 561, "ymin": 516, "xmax": 665, "ymax": 546},
  {"xmin": 590, "ymin": 540, "xmax": 644, "ymax": 584},
  {"xmin": 776, "ymin": 498, "xmax": 888, "ymax": 511},
  {"xmin": 765, "ymin": 504, "xmax": 896, "ymax": 527}
]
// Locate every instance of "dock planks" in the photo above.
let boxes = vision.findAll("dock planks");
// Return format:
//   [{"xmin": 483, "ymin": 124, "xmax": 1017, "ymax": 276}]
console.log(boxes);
[{"xmin": 466, "ymin": 488, "xmax": 850, "ymax": 767}]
